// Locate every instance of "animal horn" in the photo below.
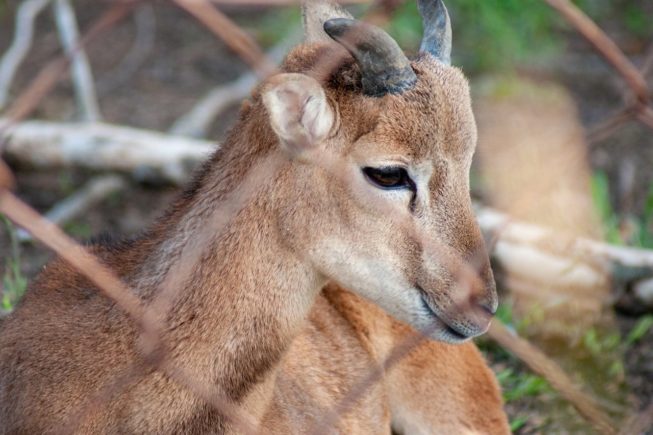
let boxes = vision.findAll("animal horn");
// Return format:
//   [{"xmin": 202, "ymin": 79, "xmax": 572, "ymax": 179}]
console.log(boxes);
[
  {"xmin": 418, "ymin": 0, "xmax": 452, "ymax": 65},
  {"xmin": 323, "ymin": 18, "xmax": 417, "ymax": 97}
]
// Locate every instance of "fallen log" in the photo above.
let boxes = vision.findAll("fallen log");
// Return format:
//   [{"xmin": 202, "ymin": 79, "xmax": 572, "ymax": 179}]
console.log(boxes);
[
  {"xmin": 1, "ymin": 119, "xmax": 215, "ymax": 184},
  {"xmin": 477, "ymin": 205, "xmax": 653, "ymax": 312}
]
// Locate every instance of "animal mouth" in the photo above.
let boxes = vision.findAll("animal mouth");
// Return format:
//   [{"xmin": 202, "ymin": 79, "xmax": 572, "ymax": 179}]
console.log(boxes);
[{"xmin": 417, "ymin": 286, "xmax": 470, "ymax": 341}]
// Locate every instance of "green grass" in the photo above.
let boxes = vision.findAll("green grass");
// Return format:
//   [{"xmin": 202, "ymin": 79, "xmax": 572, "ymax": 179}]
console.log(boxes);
[
  {"xmin": 582, "ymin": 327, "xmax": 621, "ymax": 357},
  {"xmin": 623, "ymin": 2, "xmax": 653, "ymax": 37},
  {"xmin": 591, "ymin": 171, "xmax": 653, "ymax": 249},
  {"xmin": 509, "ymin": 415, "xmax": 529, "ymax": 432},
  {"xmin": 590, "ymin": 171, "xmax": 624, "ymax": 245},
  {"xmin": 496, "ymin": 367, "xmax": 552, "ymax": 432},
  {"xmin": 576, "ymin": 317, "xmax": 653, "ymax": 382},
  {"xmin": 497, "ymin": 368, "xmax": 552, "ymax": 402},
  {"xmin": 625, "ymin": 315, "xmax": 653, "ymax": 345},
  {"xmin": 485, "ymin": 299, "xmax": 637, "ymax": 430},
  {"xmin": 1, "ymin": 215, "xmax": 27, "ymax": 312}
]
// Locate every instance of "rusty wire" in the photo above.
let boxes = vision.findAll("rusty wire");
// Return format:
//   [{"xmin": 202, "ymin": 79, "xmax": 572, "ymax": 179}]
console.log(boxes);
[
  {"xmin": 543, "ymin": 0, "xmax": 652, "ymax": 147},
  {"xmin": 0, "ymin": 0, "xmax": 652, "ymax": 434},
  {"xmin": 174, "ymin": 0, "xmax": 277, "ymax": 78}
]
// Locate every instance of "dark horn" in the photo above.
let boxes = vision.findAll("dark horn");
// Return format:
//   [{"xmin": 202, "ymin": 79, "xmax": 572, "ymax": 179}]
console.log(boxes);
[
  {"xmin": 323, "ymin": 18, "xmax": 417, "ymax": 97},
  {"xmin": 418, "ymin": 0, "xmax": 452, "ymax": 64}
]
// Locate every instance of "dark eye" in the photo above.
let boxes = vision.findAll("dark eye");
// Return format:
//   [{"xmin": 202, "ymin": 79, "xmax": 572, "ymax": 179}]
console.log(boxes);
[{"xmin": 363, "ymin": 166, "xmax": 414, "ymax": 190}]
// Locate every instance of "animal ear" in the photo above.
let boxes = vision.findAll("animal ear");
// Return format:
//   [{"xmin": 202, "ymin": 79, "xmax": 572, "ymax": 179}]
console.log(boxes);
[
  {"xmin": 263, "ymin": 73, "xmax": 335, "ymax": 158},
  {"xmin": 302, "ymin": 0, "xmax": 353, "ymax": 43}
]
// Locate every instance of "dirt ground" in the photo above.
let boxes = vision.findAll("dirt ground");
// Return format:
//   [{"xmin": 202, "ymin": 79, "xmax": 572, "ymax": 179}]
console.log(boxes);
[{"xmin": 1, "ymin": 1, "xmax": 652, "ymax": 433}]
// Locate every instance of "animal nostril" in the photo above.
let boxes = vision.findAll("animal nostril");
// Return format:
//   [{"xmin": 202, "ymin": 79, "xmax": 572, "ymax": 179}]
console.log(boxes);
[
  {"xmin": 479, "ymin": 302, "xmax": 496, "ymax": 316},
  {"xmin": 470, "ymin": 293, "xmax": 497, "ymax": 317}
]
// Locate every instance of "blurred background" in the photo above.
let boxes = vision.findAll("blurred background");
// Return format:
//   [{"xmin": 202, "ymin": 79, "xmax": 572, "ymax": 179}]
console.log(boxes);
[{"xmin": 0, "ymin": 0, "xmax": 652, "ymax": 433}]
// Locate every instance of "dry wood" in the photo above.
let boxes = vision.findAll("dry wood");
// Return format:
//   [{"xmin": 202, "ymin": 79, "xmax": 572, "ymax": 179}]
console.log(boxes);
[
  {"xmin": 477, "ymin": 206, "xmax": 653, "ymax": 272},
  {"xmin": 1, "ymin": 120, "xmax": 215, "ymax": 184},
  {"xmin": 53, "ymin": 0, "xmax": 102, "ymax": 121},
  {"xmin": 477, "ymin": 206, "xmax": 653, "ymax": 311},
  {"xmin": 0, "ymin": 0, "xmax": 51, "ymax": 110}
]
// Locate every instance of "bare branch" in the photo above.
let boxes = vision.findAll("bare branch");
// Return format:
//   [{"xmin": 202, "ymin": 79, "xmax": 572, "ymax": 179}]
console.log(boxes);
[
  {"xmin": 477, "ymin": 205, "xmax": 653, "ymax": 271},
  {"xmin": 0, "ymin": 0, "xmax": 51, "ymax": 110},
  {"xmin": 477, "ymin": 205, "xmax": 653, "ymax": 309},
  {"xmin": 1, "ymin": 119, "xmax": 215, "ymax": 184},
  {"xmin": 53, "ymin": 0, "xmax": 102, "ymax": 121},
  {"xmin": 6, "ymin": 116, "xmax": 653, "ymax": 295}
]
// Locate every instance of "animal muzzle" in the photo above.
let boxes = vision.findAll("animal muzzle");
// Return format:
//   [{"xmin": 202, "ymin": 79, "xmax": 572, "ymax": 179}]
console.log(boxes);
[
  {"xmin": 445, "ymin": 259, "xmax": 497, "ymax": 337},
  {"xmin": 418, "ymin": 251, "xmax": 498, "ymax": 339}
]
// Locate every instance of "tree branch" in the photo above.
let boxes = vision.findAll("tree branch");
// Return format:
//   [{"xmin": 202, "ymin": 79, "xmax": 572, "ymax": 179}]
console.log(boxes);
[
  {"xmin": 53, "ymin": 0, "xmax": 102, "ymax": 121},
  {"xmin": 0, "ymin": 0, "xmax": 51, "ymax": 110},
  {"xmin": 1, "ymin": 119, "xmax": 215, "ymax": 184}
]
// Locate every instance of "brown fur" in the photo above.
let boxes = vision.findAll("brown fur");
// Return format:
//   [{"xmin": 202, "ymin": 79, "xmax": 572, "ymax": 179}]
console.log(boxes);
[{"xmin": 0, "ymin": 42, "xmax": 509, "ymax": 434}]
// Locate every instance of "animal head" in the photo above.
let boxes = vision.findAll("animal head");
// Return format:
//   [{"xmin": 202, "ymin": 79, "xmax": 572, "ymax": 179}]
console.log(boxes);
[{"xmin": 254, "ymin": 0, "xmax": 496, "ymax": 343}]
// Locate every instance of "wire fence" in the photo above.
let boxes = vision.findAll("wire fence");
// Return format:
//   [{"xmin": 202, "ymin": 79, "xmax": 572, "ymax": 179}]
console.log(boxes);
[{"xmin": 0, "ymin": 0, "xmax": 651, "ymax": 434}]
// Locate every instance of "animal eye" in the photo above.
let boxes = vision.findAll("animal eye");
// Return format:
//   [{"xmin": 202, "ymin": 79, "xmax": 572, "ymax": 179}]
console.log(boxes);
[{"xmin": 363, "ymin": 167, "xmax": 414, "ymax": 190}]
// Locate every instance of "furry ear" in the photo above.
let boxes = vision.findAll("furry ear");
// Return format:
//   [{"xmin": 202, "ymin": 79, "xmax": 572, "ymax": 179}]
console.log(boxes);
[
  {"xmin": 302, "ymin": 0, "xmax": 353, "ymax": 43},
  {"xmin": 263, "ymin": 73, "xmax": 335, "ymax": 158}
]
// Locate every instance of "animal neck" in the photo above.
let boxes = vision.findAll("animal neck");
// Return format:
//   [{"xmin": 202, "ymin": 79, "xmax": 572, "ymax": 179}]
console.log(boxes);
[{"xmin": 133, "ymin": 131, "xmax": 326, "ymax": 407}]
